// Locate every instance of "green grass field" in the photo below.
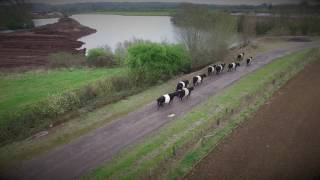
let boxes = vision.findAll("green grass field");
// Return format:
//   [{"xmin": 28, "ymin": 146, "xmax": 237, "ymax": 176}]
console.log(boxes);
[{"xmin": 0, "ymin": 68, "xmax": 125, "ymax": 120}]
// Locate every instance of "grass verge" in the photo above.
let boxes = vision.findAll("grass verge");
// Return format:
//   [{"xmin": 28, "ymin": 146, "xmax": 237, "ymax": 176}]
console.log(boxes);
[{"xmin": 84, "ymin": 48, "xmax": 319, "ymax": 179}]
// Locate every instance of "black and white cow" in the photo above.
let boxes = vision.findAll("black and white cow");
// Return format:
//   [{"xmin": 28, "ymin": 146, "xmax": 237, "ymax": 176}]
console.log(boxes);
[
  {"xmin": 193, "ymin": 73, "xmax": 207, "ymax": 86},
  {"xmin": 207, "ymin": 65, "xmax": 216, "ymax": 76},
  {"xmin": 176, "ymin": 80, "xmax": 189, "ymax": 91},
  {"xmin": 215, "ymin": 63, "xmax": 226, "ymax": 74},
  {"xmin": 177, "ymin": 87, "xmax": 194, "ymax": 100},
  {"xmin": 227, "ymin": 62, "xmax": 240, "ymax": 72},
  {"xmin": 246, "ymin": 57, "xmax": 253, "ymax": 66},
  {"xmin": 237, "ymin": 52, "xmax": 245, "ymax": 62},
  {"xmin": 157, "ymin": 91, "xmax": 179, "ymax": 109}
]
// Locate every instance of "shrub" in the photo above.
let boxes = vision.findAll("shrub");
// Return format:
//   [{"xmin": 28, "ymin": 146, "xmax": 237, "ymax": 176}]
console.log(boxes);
[
  {"xmin": 125, "ymin": 42, "xmax": 191, "ymax": 84},
  {"xmin": 87, "ymin": 48, "xmax": 117, "ymax": 67},
  {"xmin": 48, "ymin": 52, "xmax": 86, "ymax": 68}
]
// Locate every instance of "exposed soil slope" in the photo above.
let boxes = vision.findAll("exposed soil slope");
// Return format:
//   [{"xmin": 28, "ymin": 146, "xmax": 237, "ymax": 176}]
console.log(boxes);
[
  {"xmin": 185, "ymin": 51, "xmax": 320, "ymax": 180},
  {"xmin": 0, "ymin": 18, "xmax": 96, "ymax": 68}
]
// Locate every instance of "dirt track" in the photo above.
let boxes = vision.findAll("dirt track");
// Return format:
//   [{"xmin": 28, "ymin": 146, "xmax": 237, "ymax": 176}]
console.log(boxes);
[
  {"xmin": 185, "ymin": 51, "xmax": 320, "ymax": 179},
  {"xmin": 1, "ymin": 42, "xmax": 319, "ymax": 180}
]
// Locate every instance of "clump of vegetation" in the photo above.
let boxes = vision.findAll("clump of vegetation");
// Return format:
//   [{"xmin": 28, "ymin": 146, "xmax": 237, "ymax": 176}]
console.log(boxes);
[
  {"xmin": 126, "ymin": 42, "xmax": 191, "ymax": 84},
  {"xmin": 172, "ymin": 3, "xmax": 237, "ymax": 70},
  {"xmin": 48, "ymin": 52, "xmax": 86, "ymax": 68},
  {"xmin": 87, "ymin": 47, "xmax": 117, "ymax": 67}
]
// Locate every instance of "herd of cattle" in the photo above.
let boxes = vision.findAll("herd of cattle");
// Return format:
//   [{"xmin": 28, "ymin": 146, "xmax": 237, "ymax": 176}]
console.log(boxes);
[{"xmin": 157, "ymin": 53, "xmax": 254, "ymax": 109}]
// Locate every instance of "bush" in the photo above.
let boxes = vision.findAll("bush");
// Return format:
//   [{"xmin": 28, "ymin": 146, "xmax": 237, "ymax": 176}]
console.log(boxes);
[
  {"xmin": 48, "ymin": 52, "xmax": 86, "ymax": 68},
  {"xmin": 87, "ymin": 48, "xmax": 117, "ymax": 67},
  {"xmin": 125, "ymin": 42, "xmax": 191, "ymax": 84}
]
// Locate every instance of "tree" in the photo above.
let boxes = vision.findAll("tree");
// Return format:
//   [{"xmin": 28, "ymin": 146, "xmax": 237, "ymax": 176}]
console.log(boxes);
[
  {"xmin": 172, "ymin": 3, "xmax": 237, "ymax": 70},
  {"xmin": 239, "ymin": 14, "xmax": 257, "ymax": 44},
  {"xmin": 0, "ymin": 0, "xmax": 34, "ymax": 30}
]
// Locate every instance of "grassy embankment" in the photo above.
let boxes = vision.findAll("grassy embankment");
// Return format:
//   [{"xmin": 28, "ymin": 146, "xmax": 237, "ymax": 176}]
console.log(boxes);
[
  {"xmin": 0, "ymin": 68, "xmax": 125, "ymax": 119},
  {"xmin": 0, "ymin": 67, "xmax": 127, "ymax": 144},
  {"xmin": 84, "ymin": 48, "xmax": 320, "ymax": 179}
]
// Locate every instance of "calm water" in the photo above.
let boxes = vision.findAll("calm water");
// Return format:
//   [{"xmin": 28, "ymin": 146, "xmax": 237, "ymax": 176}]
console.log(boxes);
[{"xmin": 33, "ymin": 14, "xmax": 177, "ymax": 51}]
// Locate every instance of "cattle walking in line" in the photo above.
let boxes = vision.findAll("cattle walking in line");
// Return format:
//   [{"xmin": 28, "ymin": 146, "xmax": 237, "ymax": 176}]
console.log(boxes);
[
  {"xmin": 176, "ymin": 80, "xmax": 189, "ymax": 91},
  {"xmin": 246, "ymin": 57, "xmax": 253, "ymax": 66},
  {"xmin": 227, "ymin": 62, "xmax": 240, "ymax": 72},
  {"xmin": 208, "ymin": 65, "xmax": 216, "ymax": 76},
  {"xmin": 157, "ymin": 91, "xmax": 180, "ymax": 109},
  {"xmin": 177, "ymin": 87, "xmax": 194, "ymax": 100},
  {"xmin": 215, "ymin": 63, "xmax": 226, "ymax": 75},
  {"xmin": 237, "ymin": 52, "xmax": 245, "ymax": 62},
  {"xmin": 193, "ymin": 74, "xmax": 207, "ymax": 86},
  {"xmin": 156, "ymin": 52, "xmax": 253, "ymax": 109}
]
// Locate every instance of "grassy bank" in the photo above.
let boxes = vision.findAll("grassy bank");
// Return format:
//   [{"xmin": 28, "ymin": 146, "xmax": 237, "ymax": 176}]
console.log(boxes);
[
  {"xmin": 0, "ymin": 67, "xmax": 127, "ymax": 144},
  {"xmin": 0, "ymin": 68, "xmax": 125, "ymax": 119},
  {"xmin": 84, "ymin": 49, "xmax": 319, "ymax": 179}
]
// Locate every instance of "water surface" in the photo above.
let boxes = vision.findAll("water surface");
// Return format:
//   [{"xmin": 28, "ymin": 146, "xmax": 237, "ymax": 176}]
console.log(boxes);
[{"xmin": 33, "ymin": 14, "xmax": 177, "ymax": 51}]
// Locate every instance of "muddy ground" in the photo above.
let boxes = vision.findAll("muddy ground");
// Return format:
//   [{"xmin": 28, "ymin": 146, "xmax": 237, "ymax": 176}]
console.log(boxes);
[
  {"xmin": 185, "ymin": 53, "xmax": 320, "ymax": 180},
  {"xmin": 0, "ymin": 18, "xmax": 95, "ymax": 68}
]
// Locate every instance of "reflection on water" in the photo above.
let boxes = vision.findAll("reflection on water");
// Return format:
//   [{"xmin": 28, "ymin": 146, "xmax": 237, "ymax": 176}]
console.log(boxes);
[{"xmin": 33, "ymin": 14, "xmax": 177, "ymax": 51}]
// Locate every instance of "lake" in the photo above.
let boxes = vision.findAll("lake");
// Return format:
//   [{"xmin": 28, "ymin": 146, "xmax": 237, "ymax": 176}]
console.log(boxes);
[{"xmin": 33, "ymin": 14, "xmax": 177, "ymax": 51}]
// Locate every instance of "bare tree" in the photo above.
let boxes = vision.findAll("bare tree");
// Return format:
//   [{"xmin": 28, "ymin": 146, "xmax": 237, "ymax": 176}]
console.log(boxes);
[
  {"xmin": 172, "ymin": 3, "xmax": 237, "ymax": 70},
  {"xmin": 240, "ymin": 14, "xmax": 257, "ymax": 44}
]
